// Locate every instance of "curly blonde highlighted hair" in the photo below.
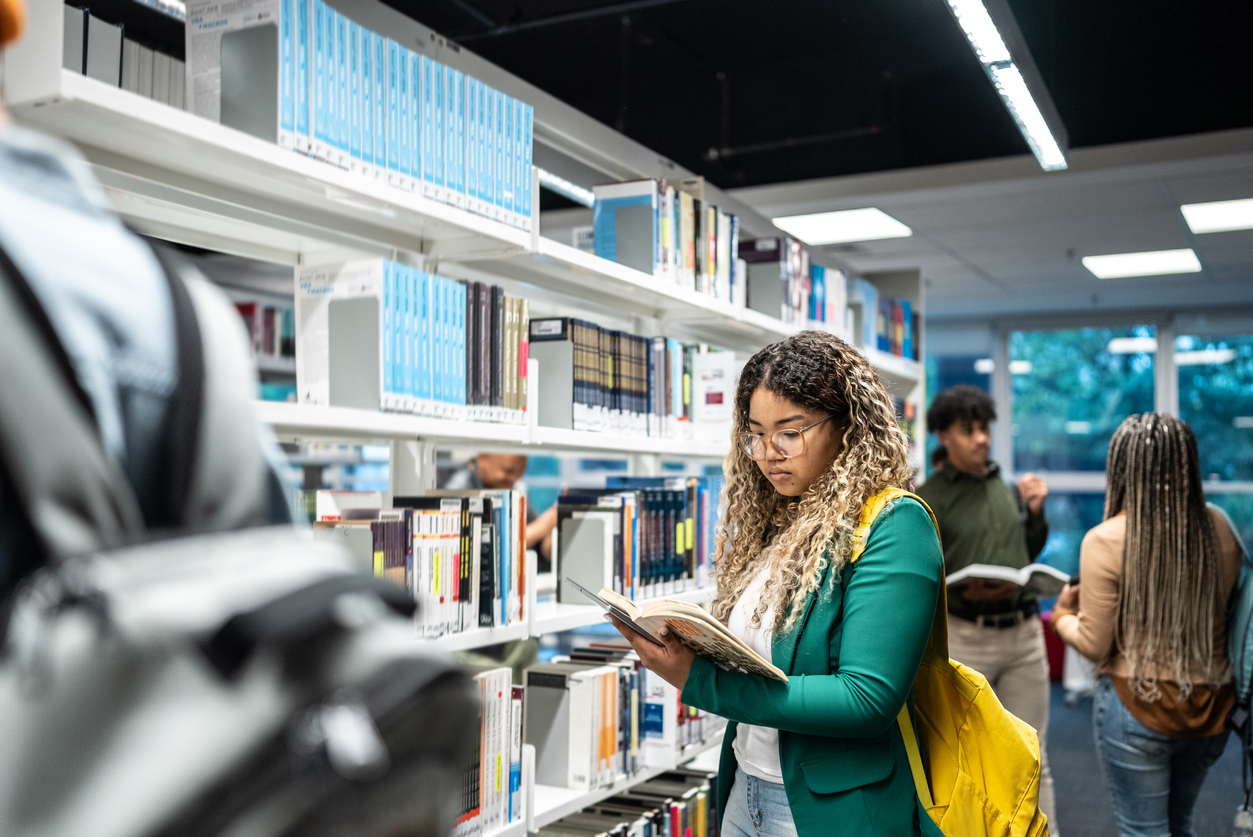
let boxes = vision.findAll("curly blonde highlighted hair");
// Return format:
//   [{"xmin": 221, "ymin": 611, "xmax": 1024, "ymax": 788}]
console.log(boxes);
[{"xmin": 710, "ymin": 330, "xmax": 913, "ymax": 635}]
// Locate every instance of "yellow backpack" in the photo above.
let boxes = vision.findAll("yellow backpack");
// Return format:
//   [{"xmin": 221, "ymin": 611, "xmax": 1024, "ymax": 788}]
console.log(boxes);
[{"xmin": 850, "ymin": 488, "xmax": 1049, "ymax": 837}]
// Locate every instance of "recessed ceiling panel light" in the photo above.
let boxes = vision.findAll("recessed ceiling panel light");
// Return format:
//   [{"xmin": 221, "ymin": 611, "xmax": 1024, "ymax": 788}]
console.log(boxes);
[
  {"xmin": 1181, "ymin": 198, "xmax": 1253, "ymax": 234},
  {"xmin": 1081, "ymin": 249, "xmax": 1201, "ymax": 279},
  {"xmin": 771, "ymin": 208, "xmax": 911, "ymax": 246}
]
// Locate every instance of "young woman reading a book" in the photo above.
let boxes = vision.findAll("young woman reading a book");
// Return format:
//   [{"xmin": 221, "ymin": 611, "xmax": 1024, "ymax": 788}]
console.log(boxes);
[
  {"xmin": 1051, "ymin": 414, "xmax": 1242, "ymax": 837},
  {"xmin": 610, "ymin": 330, "xmax": 944, "ymax": 837}
]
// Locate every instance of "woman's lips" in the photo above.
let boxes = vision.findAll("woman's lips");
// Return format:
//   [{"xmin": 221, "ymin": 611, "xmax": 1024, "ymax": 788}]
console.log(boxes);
[{"xmin": 768, "ymin": 469, "xmax": 791, "ymax": 481}]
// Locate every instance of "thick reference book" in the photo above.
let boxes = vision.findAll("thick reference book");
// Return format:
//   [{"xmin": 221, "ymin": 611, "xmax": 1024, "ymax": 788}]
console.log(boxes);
[
  {"xmin": 945, "ymin": 562, "xmax": 1070, "ymax": 597},
  {"xmin": 568, "ymin": 580, "xmax": 788, "ymax": 683}
]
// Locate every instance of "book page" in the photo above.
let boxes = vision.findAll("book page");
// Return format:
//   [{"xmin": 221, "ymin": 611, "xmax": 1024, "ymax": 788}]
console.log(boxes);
[{"xmin": 636, "ymin": 611, "xmax": 787, "ymax": 682}]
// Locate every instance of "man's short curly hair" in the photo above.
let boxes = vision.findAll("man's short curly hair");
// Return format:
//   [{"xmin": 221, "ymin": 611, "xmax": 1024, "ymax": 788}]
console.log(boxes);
[{"xmin": 926, "ymin": 385, "xmax": 996, "ymax": 433}]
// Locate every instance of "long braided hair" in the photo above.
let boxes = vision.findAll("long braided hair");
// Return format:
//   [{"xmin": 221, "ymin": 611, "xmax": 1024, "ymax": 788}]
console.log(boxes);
[
  {"xmin": 710, "ymin": 330, "xmax": 912, "ymax": 634},
  {"xmin": 1106, "ymin": 413, "xmax": 1220, "ymax": 700}
]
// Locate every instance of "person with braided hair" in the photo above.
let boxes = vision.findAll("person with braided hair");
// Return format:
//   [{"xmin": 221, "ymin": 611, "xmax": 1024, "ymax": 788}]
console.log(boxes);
[
  {"xmin": 1052, "ymin": 413, "xmax": 1242, "ymax": 837},
  {"xmin": 609, "ymin": 330, "xmax": 944, "ymax": 837}
]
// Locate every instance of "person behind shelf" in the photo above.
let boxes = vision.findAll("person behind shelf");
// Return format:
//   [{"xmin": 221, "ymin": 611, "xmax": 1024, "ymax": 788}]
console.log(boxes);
[
  {"xmin": 608, "ymin": 329, "xmax": 944, "ymax": 837},
  {"xmin": 914, "ymin": 384, "xmax": 1057, "ymax": 830},
  {"xmin": 442, "ymin": 452, "xmax": 557, "ymax": 568},
  {"xmin": 1051, "ymin": 413, "xmax": 1242, "ymax": 837},
  {"xmin": 0, "ymin": 3, "xmax": 292, "ymax": 606}
]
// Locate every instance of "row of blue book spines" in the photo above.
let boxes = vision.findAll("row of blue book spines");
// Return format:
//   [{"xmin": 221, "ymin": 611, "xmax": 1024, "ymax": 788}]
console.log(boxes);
[
  {"xmin": 278, "ymin": 0, "xmax": 535, "ymax": 217},
  {"xmin": 380, "ymin": 263, "xmax": 468, "ymax": 405}
]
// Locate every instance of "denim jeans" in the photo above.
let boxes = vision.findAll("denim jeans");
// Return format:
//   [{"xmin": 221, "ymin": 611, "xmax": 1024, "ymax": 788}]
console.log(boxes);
[
  {"xmin": 1092, "ymin": 676, "xmax": 1230, "ymax": 837},
  {"xmin": 723, "ymin": 766, "xmax": 798, "ymax": 837}
]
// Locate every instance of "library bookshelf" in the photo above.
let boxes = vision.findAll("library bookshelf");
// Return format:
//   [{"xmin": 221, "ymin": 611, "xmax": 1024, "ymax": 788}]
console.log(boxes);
[{"xmin": 4, "ymin": 4, "xmax": 924, "ymax": 833}]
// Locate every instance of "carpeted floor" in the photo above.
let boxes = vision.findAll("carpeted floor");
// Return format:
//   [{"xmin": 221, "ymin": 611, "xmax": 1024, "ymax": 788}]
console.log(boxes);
[{"xmin": 1047, "ymin": 682, "xmax": 1244, "ymax": 837}]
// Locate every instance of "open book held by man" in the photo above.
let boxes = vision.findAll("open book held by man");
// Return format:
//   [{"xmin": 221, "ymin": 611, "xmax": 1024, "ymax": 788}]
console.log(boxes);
[{"xmin": 567, "ymin": 579, "xmax": 788, "ymax": 682}]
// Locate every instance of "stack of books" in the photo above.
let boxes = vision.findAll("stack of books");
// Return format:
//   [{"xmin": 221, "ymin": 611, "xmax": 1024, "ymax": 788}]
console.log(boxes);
[
  {"xmin": 308, "ymin": 487, "xmax": 528, "ymax": 637},
  {"xmin": 185, "ymin": 0, "xmax": 534, "ymax": 229},
  {"xmin": 592, "ymin": 178, "xmax": 743, "ymax": 306},
  {"xmin": 295, "ymin": 259, "xmax": 529, "ymax": 423},
  {"xmin": 454, "ymin": 666, "xmax": 526, "ymax": 837},
  {"xmin": 529, "ymin": 319, "xmax": 740, "ymax": 441},
  {"xmin": 539, "ymin": 769, "xmax": 720, "ymax": 837},
  {"xmin": 554, "ymin": 475, "xmax": 724, "ymax": 603}
]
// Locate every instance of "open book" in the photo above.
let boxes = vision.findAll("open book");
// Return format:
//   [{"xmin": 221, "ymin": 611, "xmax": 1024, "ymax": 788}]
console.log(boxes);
[
  {"xmin": 567, "ymin": 579, "xmax": 788, "ymax": 683},
  {"xmin": 946, "ymin": 563, "xmax": 1071, "ymax": 598}
]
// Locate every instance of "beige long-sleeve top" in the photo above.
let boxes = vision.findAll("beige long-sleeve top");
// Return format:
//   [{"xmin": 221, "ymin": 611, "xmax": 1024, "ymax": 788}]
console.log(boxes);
[{"xmin": 1053, "ymin": 508, "xmax": 1241, "ymax": 682}]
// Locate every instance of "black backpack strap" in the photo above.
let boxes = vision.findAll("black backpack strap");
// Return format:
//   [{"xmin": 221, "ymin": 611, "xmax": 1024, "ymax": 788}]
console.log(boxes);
[
  {"xmin": 0, "ymin": 246, "xmax": 144, "ymax": 562},
  {"xmin": 146, "ymin": 243, "xmax": 205, "ymax": 529}
]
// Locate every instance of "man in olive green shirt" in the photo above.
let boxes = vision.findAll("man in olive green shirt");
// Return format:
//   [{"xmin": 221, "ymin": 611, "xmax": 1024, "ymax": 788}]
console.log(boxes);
[{"xmin": 917, "ymin": 385, "xmax": 1057, "ymax": 832}]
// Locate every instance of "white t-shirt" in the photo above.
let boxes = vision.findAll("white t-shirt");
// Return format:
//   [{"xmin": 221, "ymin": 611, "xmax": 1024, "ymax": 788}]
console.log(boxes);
[{"xmin": 727, "ymin": 559, "xmax": 784, "ymax": 783}]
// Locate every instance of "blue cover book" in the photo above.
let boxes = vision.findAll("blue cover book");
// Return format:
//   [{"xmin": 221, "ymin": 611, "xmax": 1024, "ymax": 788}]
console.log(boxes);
[
  {"xmin": 513, "ymin": 97, "xmax": 524, "ymax": 219},
  {"xmin": 429, "ymin": 275, "xmax": 441, "ymax": 403},
  {"xmin": 322, "ymin": 4, "xmax": 335, "ymax": 153},
  {"xmin": 336, "ymin": 12, "xmax": 347, "ymax": 156},
  {"xmin": 372, "ymin": 33, "xmax": 385, "ymax": 170},
  {"xmin": 454, "ymin": 69, "xmax": 465, "ymax": 198},
  {"xmin": 359, "ymin": 29, "xmax": 371, "ymax": 165},
  {"xmin": 279, "ymin": 0, "xmax": 293, "ymax": 147},
  {"xmin": 478, "ymin": 85, "xmax": 488, "ymax": 207},
  {"xmin": 417, "ymin": 271, "xmax": 431, "ymax": 402},
  {"xmin": 900, "ymin": 298, "xmax": 914, "ymax": 359},
  {"xmin": 294, "ymin": 0, "xmax": 308, "ymax": 148},
  {"xmin": 432, "ymin": 62, "xmax": 444, "ymax": 189},
  {"xmin": 348, "ymin": 21, "xmax": 360, "ymax": 163},
  {"xmin": 501, "ymin": 94, "xmax": 513, "ymax": 215},
  {"xmin": 494, "ymin": 91, "xmax": 505, "ymax": 211},
  {"xmin": 421, "ymin": 56, "xmax": 433, "ymax": 189},
  {"xmin": 383, "ymin": 260, "xmax": 393, "ymax": 404},
  {"xmin": 465, "ymin": 78, "xmax": 477, "ymax": 204},
  {"xmin": 311, "ymin": 0, "xmax": 325, "ymax": 149},
  {"xmin": 522, "ymin": 103, "xmax": 533, "ymax": 220},
  {"xmin": 386, "ymin": 40, "xmax": 399, "ymax": 174},
  {"xmin": 408, "ymin": 51, "xmax": 421, "ymax": 184},
  {"xmin": 397, "ymin": 46, "xmax": 410, "ymax": 179}
]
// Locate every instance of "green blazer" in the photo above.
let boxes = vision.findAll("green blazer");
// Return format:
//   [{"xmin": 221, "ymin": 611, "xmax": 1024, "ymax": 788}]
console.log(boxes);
[{"xmin": 681, "ymin": 497, "xmax": 944, "ymax": 837}]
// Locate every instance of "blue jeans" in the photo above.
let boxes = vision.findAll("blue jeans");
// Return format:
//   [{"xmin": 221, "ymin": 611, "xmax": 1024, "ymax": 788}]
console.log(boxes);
[
  {"xmin": 723, "ymin": 766, "xmax": 798, "ymax": 837},
  {"xmin": 1092, "ymin": 676, "xmax": 1229, "ymax": 837}
]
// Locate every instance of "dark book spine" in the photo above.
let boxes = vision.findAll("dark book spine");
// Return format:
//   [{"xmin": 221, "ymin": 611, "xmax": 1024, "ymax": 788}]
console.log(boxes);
[{"xmin": 491, "ymin": 285, "xmax": 504, "ymax": 407}]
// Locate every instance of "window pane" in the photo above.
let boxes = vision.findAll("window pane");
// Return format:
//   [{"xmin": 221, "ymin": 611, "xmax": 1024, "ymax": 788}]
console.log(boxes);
[
  {"xmin": 1036, "ymin": 492, "xmax": 1107, "ymax": 578},
  {"xmin": 1177, "ymin": 334, "xmax": 1253, "ymax": 481},
  {"xmin": 1011, "ymin": 326, "xmax": 1156, "ymax": 472}
]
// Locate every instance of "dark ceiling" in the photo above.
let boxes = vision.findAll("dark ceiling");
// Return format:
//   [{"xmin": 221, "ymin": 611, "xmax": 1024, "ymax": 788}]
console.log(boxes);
[{"xmin": 383, "ymin": 0, "xmax": 1253, "ymax": 192}]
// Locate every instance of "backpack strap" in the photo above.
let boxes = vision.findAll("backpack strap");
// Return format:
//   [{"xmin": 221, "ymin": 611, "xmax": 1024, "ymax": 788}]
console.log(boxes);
[
  {"xmin": 0, "ymin": 247, "xmax": 144, "ymax": 559},
  {"xmin": 849, "ymin": 487, "xmax": 946, "ymax": 814}
]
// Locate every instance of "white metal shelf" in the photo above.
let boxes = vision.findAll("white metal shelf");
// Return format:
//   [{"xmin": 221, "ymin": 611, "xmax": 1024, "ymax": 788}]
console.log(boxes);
[
  {"xmin": 464, "ymin": 237, "xmax": 798, "ymax": 355},
  {"xmin": 532, "ymin": 730, "xmax": 725, "ymax": 830},
  {"xmin": 256, "ymin": 401, "xmax": 730, "ymax": 458},
  {"xmin": 532, "ymin": 586, "xmax": 715, "ymax": 636},
  {"xmin": 11, "ymin": 71, "xmax": 531, "ymax": 264},
  {"xmin": 423, "ymin": 621, "xmax": 532, "ymax": 654}
]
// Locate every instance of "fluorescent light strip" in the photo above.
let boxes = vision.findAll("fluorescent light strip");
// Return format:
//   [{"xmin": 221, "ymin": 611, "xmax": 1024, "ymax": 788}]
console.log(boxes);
[
  {"xmin": 989, "ymin": 65, "xmax": 1067, "ymax": 171},
  {"xmin": 947, "ymin": 0, "xmax": 1011, "ymax": 63},
  {"xmin": 1107, "ymin": 337, "xmax": 1158, "ymax": 354},
  {"xmin": 1181, "ymin": 198, "xmax": 1253, "ymax": 234},
  {"xmin": 1177, "ymin": 349, "xmax": 1236, "ymax": 366},
  {"xmin": 945, "ymin": 0, "xmax": 1067, "ymax": 172},
  {"xmin": 1082, "ymin": 249, "xmax": 1201, "ymax": 279},
  {"xmin": 536, "ymin": 168, "xmax": 594, "ymax": 208},
  {"xmin": 771, "ymin": 208, "xmax": 911, "ymax": 246}
]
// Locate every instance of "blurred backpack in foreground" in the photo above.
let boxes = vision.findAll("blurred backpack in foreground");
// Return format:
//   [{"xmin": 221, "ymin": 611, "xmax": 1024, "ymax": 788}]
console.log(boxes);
[{"xmin": 0, "ymin": 124, "xmax": 477, "ymax": 837}]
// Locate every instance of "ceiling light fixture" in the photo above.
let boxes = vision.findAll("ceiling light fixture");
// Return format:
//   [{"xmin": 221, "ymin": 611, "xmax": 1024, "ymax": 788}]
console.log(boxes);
[
  {"xmin": 1181, "ymin": 198, "xmax": 1253, "ymax": 234},
  {"xmin": 944, "ymin": 0, "xmax": 1068, "ymax": 171},
  {"xmin": 1177, "ymin": 349, "xmax": 1237, "ymax": 366},
  {"xmin": 1106, "ymin": 337, "xmax": 1158, "ymax": 354},
  {"xmin": 1081, "ymin": 249, "xmax": 1202, "ymax": 279},
  {"xmin": 536, "ymin": 168, "xmax": 594, "ymax": 208},
  {"xmin": 771, "ymin": 208, "xmax": 911, "ymax": 246}
]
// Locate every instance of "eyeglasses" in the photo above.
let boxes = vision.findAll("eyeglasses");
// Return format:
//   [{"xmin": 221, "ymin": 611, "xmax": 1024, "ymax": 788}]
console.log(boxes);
[{"xmin": 739, "ymin": 415, "xmax": 834, "ymax": 461}]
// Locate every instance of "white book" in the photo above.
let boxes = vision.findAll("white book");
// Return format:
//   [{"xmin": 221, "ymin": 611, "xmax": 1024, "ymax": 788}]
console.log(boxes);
[
  {"xmin": 185, "ymin": 0, "xmax": 281, "ymax": 122},
  {"xmin": 946, "ymin": 562, "xmax": 1071, "ymax": 598},
  {"xmin": 137, "ymin": 44, "xmax": 154, "ymax": 99},
  {"xmin": 294, "ymin": 259, "xmax": 385, "ymax": 409},
  {"xmin": 85, "ymin": 14, "xmax": 123, "ymax": 87},
  {"xmin": 170, "ymin": 58, "xmax": 186, "ymax": 110},
  {"xmin": 152, "ymin": 51, "xmax": 171, "ymax": 104},
  {"xmin": 63, "ymin": 6, "xmax": 86, "ymax": 73},
  {"xmin": 121, "ymin": 39, "xmax": 141, "ymax": 92}
]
